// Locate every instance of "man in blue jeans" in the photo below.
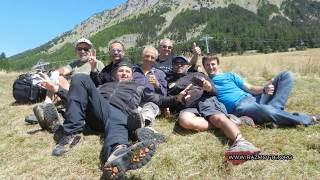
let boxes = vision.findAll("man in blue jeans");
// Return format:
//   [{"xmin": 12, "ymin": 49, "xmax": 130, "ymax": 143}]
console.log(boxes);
[{"xmin": 202, "ymin": 54, "xmax": 320, "ymax": 126}]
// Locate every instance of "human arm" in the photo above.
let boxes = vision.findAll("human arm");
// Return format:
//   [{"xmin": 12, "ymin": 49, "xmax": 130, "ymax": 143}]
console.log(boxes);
[
  {"xmin": 38, "ymin": 72, "xmax": 68, "ymax": 102},
  {"xmin": 189, "ymin": 42, "xmax": 201, "ymax": 65},
  {"xmin": 243, "ymin": 80, "xmax": 274, "ymax": 95}
]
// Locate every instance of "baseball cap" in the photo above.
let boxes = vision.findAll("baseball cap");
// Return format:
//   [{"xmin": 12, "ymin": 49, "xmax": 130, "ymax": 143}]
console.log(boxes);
[
  {"xmin": 172, "ymin": 55, "xmax": 189, "ymax": 64},
  {"xmin": 112, "ymin": 59, "xmax": 134, "ymax": 71},
  {"xmin": 74, "ymin": 38, "xmax": 93, "ymax": 48}
]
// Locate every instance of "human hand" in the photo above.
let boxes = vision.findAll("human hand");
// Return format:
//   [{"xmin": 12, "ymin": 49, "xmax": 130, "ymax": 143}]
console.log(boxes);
[
  {"xmin": 176, "ymin": 84, "xmax": 192, "ymax": 103},
  {"xmin": 192, "ymin": 42, "xmax": 201, "ymax": 56},
  {"xmin": 88, "ymin": 49, "xmax": 97, "ymax": 72},
  {"xmin": 202, "ymin": 79, "xmax": 214, "ymax": 92},
  {"xmin": 148, "ymin": 74, "xmax": 160, "ymax": 87},
  {"xmin": 263, "ymin": 80, "xmax": 274, "ymax": 95},
  {"xmin": 38, "ymin": 72, "xmax": 59, "ymax": 93}
]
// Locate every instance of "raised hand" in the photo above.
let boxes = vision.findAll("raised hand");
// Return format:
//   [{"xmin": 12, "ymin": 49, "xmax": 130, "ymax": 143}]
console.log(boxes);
[
  {"xmin": 88, "ymin": 49, "xmax": 98, "ymax": 72},
  {"xmin": 192, "ymin": 42, "xmax": 201, "ymax": 56}
]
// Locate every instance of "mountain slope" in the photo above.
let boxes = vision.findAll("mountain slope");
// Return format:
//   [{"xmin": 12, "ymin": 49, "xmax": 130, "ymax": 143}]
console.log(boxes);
[{"xmin": 8, "ymin": 0, "xmax": 320, "ymax": 70}]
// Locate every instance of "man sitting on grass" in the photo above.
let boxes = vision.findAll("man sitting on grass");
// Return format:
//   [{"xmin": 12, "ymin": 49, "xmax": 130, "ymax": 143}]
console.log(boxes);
[
  {"xmin": 202, "ymin": 54, "xmax": 320, "ymax": 126},
  {"xmin": 39, "ymin": 60, "xmax": 188, "ymax": 179},
  {"xmin": 167, "ymin": 56, "xmax": 260, "ymax": 165}
]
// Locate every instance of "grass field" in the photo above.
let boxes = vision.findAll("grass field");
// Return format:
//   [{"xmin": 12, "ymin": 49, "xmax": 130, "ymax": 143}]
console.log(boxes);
[{"xmin": 0, "ymin": 49, "xmax": 319, "ymax": 179}]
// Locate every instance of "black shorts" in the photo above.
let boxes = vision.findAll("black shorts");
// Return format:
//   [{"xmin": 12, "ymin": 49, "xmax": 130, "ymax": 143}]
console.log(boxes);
[{"xmin": 181, "ymin": 96, "xmax": 228, "ymax": 118}]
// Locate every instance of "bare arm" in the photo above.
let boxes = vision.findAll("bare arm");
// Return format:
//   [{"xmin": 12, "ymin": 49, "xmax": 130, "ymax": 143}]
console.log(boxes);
[{"xmin": 57, "ymin": 66, "xmax": 72, "ymax": 76}]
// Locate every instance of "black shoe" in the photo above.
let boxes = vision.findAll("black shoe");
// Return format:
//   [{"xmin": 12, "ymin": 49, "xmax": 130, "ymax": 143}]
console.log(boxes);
[
  {"xmin": 103, "ymin": 141, "xmax": 156, "ymax": 179},
  {"xmin": 136, "ymin": 127, "xmax": 165, "ymax": 144},
  {"xmin": 25, "ymin": 114, "xmax": 38, "ymax": 124},
  {"xmin": 52, "ymin": 133, "xmax": 82, "ymax": 156}
]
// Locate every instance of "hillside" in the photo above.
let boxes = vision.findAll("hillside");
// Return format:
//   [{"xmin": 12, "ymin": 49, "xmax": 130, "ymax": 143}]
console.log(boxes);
[{"xmin": 8, "ymin": 0, "xmax": 320, "ymax": 70}]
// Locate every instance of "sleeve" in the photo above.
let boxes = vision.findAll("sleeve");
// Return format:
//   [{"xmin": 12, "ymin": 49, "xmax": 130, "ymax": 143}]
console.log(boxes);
[
  {"xmin": 141, "ymin": 87, "xmax": 177, "ymax": 108},
  {"xmin": 230, "ymin": 72, "xmax": 245, "ymax": 89},
  {"xmin": 90, "ymin": 66, "xmax": 108, "ymax": 86},
  {"xmin": 63, "ymin": 64, "xmax": 73, "ymax": 74},
  {"xmin": 96, "ymin": 60, "xmax": 105, "ymax": 72},
  {"xmin": 154, "ymin": 70, "xmax": 168, "ymax": 96}
]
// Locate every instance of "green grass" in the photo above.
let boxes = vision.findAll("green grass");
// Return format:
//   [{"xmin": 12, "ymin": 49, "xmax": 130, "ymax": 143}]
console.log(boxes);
[{"xmin": 0, "ymin": 54, "xmax": 320, "ymax": 179}]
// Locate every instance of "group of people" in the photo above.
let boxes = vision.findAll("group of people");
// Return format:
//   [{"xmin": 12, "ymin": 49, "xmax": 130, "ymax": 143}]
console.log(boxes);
[{"xmin": 27, "ymin": 37, "xmax": 319, "ymax": 179}]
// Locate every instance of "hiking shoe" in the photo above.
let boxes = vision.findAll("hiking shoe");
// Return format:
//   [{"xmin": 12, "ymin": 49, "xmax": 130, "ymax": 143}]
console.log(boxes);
[
  {"xmin": 25, "ymin": 114, "xmax": 38, "ymax": 124},
  {"xmin": 33, "ymin": 104, "xmax": 45, "ymax": 127},
  {"xmin": 136, "ymin": 127, "xmax": 166, "ymax": 144},
  {"xmin": 43, "ymin": 103, "xmax": 63, "ymax": 133},
  {"xmin": 52, "ymin": 133, "xmax": 82, "ymax": 156},
  {"xmin": 103, "ymin": 140, "xmax": 156, "ymax": 179},
  {"xmin": 311, "ymin": 114, "xmax": 320, "ymax": 125},
  {"xmin": 141, "ymin": 102, "xmax": 160, "ymax": 126},
  {"xmin": 228, "ymin": 114, "xmax": 255, "ymax": 126},
  {"xmin": 224, "ymin": 140, "xmax": 261, "ymax": 165},
  {"xmin": 127, "ymin": 108, "xmax": 145, "ymax": 131}
]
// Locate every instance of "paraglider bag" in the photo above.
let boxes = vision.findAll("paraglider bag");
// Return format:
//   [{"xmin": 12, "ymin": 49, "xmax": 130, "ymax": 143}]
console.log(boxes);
[{"xmin": 12, "ymin": 73, "xmax": 47, "ymax": 103}]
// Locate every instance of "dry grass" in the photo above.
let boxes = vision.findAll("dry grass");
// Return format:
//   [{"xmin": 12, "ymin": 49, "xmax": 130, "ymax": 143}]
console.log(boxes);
[{"xmin": 0, "ymin": 49, "xmax": 320, "ymax": 179}]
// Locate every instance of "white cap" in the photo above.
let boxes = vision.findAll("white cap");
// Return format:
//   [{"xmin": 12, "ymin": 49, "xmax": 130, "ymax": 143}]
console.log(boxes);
[{"xmin": 74, "ymin": 38, "xmax": 93, "ymax": 48}]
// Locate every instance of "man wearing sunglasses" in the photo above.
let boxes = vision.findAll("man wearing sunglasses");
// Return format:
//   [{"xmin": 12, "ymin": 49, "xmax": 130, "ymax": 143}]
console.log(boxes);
[
  {"xmin": 28, "ymin": 38, "xmax": 104, "ymax": 126},
  {"xmin": 154, "ymin": 38, "xmax": 202, "ymax": 77},
  {"xmin": 90, "ymin": 40, "xmax": 127, "ymax": 86}
]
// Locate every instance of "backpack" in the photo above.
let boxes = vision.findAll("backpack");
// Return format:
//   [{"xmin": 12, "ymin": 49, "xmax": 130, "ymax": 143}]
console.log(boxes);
[{"xmin": 12, "ymin": 73, "xmax": 47, "ymax": 103}]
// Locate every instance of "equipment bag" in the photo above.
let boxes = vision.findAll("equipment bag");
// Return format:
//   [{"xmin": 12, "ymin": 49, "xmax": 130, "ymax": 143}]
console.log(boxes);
[{"xmin": 12, "ymin": 73, "xmax": 47, "ymax": 103}]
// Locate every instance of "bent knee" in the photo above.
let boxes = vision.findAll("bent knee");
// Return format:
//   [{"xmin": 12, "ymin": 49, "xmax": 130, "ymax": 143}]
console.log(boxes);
[
  {"xmin": 178, "ymin": 112, "xmax": 196, "ymax": 129},
  {"xmin": 208, "ymin": 114, "xmax": 228, "ymax": 127},
  {"xmin": 70, "ymin": 74, "xmax": 90, "ymax": 85}
]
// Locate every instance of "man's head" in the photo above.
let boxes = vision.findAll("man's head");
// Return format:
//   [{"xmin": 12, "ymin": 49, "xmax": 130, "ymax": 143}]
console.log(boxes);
[
  {"xmin": 112, "ymin": 60, "xmax": 133, "ymax": 81},
  {"xmin": 159, "ymin": 38, "xmax": 173, "ymax": 60},
  {"xmin": 202, "ymin": 54, "xmax": 220, "ymax": 75},
  {"xmin": 109, "ymin": 41, "xmax": 125, "ymax": 64},
  {"xmin": 74, "ymin": 38, "xmax": 93, "ymax": 60},
  {"xmin": 142, "ymin": 46, "xmax": 158, "ymax": 67},
  {"xmin": 172, "ymin": 55, "xmax": 189, "ymax": 74}
]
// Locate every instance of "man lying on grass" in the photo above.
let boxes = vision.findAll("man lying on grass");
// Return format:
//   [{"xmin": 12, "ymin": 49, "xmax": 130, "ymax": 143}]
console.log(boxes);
[
  {"xmin": 166, "ymin": 56, "xmax": 260, "ymax": 165},
  {"xmin": 202, "ymin": 54, "xmax": 320, "ymax": 127},
  {"xmin": 38, "ymin": 60, "xmax": 189, "ymax": 179}
]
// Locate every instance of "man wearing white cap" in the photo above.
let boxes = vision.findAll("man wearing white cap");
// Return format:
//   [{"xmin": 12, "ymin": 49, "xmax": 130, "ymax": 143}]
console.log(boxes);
[{"xmin": 28, "ymin": 38, "xmax": 104, "ymax": 128}]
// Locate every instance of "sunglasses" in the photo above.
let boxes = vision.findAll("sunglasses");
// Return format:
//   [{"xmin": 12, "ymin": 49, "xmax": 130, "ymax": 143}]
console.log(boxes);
[
  {"xmin": 77, "ymin": 47, "xmax": 90, "ymax": 52},
  {"xmin": 110, "ymin": 48, "xmax": 123, "ymax": 53},
  {"xmin": 160, "ymin": 45, "xmax": 173, "ymax": 49}
]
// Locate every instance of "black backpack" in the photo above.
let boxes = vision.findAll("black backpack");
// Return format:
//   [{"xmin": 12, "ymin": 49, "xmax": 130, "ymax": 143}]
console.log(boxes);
[{"xmin": 12, "ymin": 73, "xmax": 47, "ymax": 103}]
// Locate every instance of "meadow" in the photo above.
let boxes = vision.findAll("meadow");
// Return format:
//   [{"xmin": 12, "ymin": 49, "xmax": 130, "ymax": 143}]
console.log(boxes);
[{"xmin": 0, "ymin": 49, "xmax": 319, "ymax": 179}]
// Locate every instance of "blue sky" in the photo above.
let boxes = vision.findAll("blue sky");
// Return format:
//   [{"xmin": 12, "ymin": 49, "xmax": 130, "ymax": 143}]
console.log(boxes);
[{"xmin": 0, "ymin": 0, "xmax": 127, "ymax": 57}]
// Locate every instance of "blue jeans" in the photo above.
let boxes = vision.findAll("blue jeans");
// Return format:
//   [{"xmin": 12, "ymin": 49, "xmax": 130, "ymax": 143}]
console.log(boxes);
[
  {"xmin": 64, "ymin": 74, "xmax": 129, "ymax": 161},
  {"xmin": 233, "ymin": 71, "xmax": 313, "ymax": 126}
]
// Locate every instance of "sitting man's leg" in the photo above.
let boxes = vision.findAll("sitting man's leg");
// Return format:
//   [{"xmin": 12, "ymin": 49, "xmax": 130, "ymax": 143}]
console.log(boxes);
[
  {"xmin": 259, "ymin": 71, "xmax": 294, "ymax": 110},
  {"xmin": 103, "ymin": 106, "xmax": 157, "ymax": 179},
  {"xmin": 207, "ymin": 114, "xmax": 260, "ymax": 164},
  {"xmin": 179, "ymin": 109, "xmax": 214, "ymax": 131},
  {"xmin": 52, "ymin": 74, "xmax": 107, "ymax": 156}
]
